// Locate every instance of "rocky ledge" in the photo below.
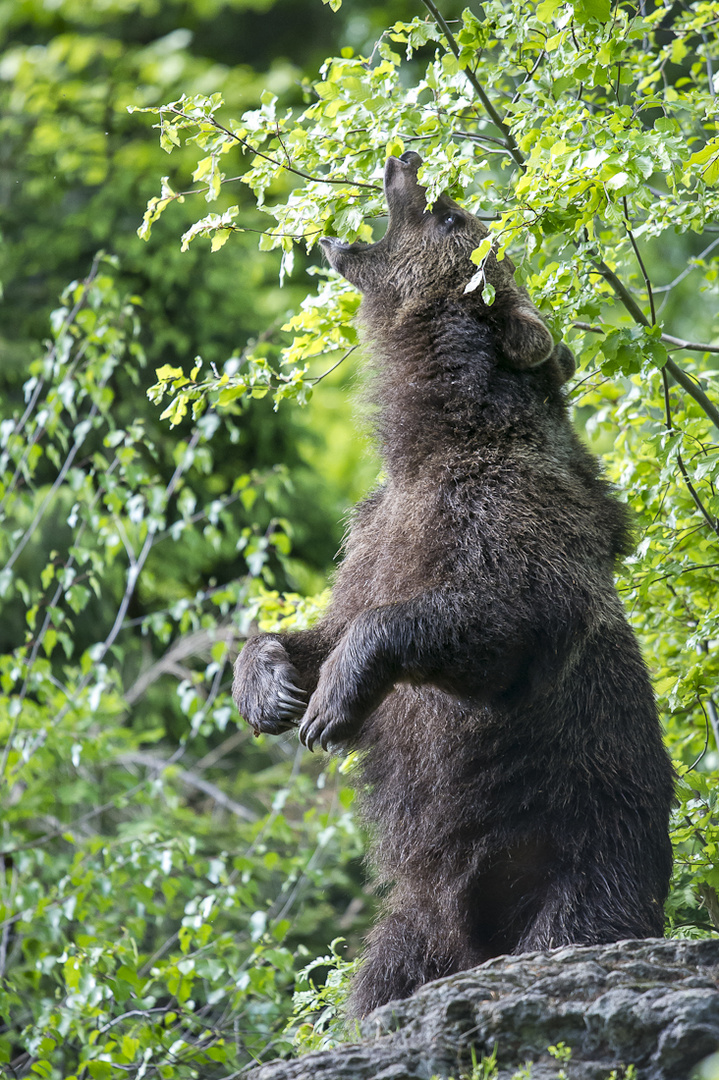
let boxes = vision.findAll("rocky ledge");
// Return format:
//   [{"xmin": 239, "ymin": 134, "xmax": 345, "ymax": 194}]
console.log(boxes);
[{"xmin": 251, "ymin": 937, "xmax": 719, "ymax": 1080}]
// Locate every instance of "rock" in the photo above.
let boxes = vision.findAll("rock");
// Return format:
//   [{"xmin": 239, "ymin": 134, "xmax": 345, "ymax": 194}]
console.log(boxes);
[{"xmin": 250, "ymin": 938, "xmax": 719, "ymax": 1080}]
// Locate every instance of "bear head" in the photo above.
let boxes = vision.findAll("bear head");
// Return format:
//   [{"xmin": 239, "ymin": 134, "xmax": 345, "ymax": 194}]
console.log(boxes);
[{"xmin": 320, "ymin": 152, "xmax": 570, "ymax": 375}]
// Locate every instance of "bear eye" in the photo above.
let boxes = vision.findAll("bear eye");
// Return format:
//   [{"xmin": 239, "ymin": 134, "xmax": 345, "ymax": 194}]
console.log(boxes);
[{"xmin": 438, "ymin": 211, "xmax": 460, "ymax": 231}]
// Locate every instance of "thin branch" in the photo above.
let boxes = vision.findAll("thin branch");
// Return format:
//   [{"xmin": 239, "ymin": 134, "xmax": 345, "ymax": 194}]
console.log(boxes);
[
  {"xmin": 419, "ymin": 0, "xmax": 526, "ymax": 170},
  {"xmin": 10, "ymin": 430, "xmax": 205, "ymax": 773},
  {"xmin": 0, "ymin": 400, "xmax": 101, "ymax": 577},
  {"xmin": 166, "ymin": 107, "xmax": 381, "ymax": 191},
  {"xmin": 660, "ymin": 334, "xmax": 719, "ymax": 354},
  {"xmin": 700, "ymin": 30, "xmax": 717, "ymax": 100},
  {"xmin": 309, "ymin": 345, "xmax": 358, "ymax": 384},
  {"xmin": 662, "ymin": 368, "xmax": 719, "ymax": 539},
  {"xmin": 194, "ymin": 729, "xmax": 247, "ymax": 771},
  {"xmin": 705, "ymin": 696, "xmax": 719, "ymax": 753},
  {"xmin": 451, "ymin": 129, "xmax": 511, "ymax": 148},
  {"xmin": 592, "ymin": 256, "xmax": 652, "ymax": 325},
  {"xmin": 686, "ymin": 701, "xmax": 711, "ymax": 771},
  {"xmin": 119, "ymin": 752, "xmax": 258, "ymax": 822},
  {"xmin": 654, "ymin": 235, "xmax": 719, "ymax": 293},
  {"xmin": 219, "ymin": 223, "xmax": 324, "ymax": 242},
  {"xmin": 0, "ymin": 857, "xmax": 18, "ymax": 977},
  {"xmin": 98, "ymin": 1009, "xmax": 168, "ymax": 1034},
  {"xmin": 0, "ymin": 254, "xmax": 104, "ymax": 493},
  {"xmin": 663, "ymin": 360, "xmax": 719, "ymax": 429},
  {"xmin": 633, "ymin": 563, "xmax": 719, "ymax": 590},
  {"xmin": 124, "ymin": 625, "xmax": 238, "ymax": 705},
  {"xmin": 0, "ymin": 746, "xmax": 186, "ymax": 855},
  {"xmin": 623, "ymin": 195, "xmax": 656, "ymax": 324},
  {"xmin": 511, "ymin": 48, "xmax": 547, "ymax": 104},
  {"xmin": 578, "ymin": 264, "xmax": 719, "ymax": 430},
  {"xmin": 573, "ymin": 320, "xmax": 719, "ymax": 355}
]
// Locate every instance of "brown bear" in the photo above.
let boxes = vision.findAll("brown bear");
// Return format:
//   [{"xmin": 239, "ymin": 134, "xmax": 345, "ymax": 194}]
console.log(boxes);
[{"xmin": 232, "ymin": 151, "xmax": 674, "ymax": 1020}]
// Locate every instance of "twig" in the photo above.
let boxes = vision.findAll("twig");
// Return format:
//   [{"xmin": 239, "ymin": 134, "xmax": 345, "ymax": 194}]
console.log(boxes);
[
  {"xmin": 592, "ymin": 256, "xmax": 653, "ymax": 325},
  {"xmin": 124, "ymin": 626, "xmax": 238, "ymax": 706},
  {"xmin": 587, "ymin": 265, "xmax": 719, "ymax": 429},
  {"xmin": 166, "ymin": 106, "xmax": 381, "ymax": 191},
  {"xmin": 0, "ymin": 746, "xmax": 186, "ymax": 855},
  {"xmin": 0, "ymin": 857, "xmax": 18, "ymax": 977},
  {"xmin": 10, "ymin": 429, "xmax": 205, "ymax": 773},
  {"xmin": 573, "ymin": 320, "xmax": 719, "ymax": 355},
  {"xmin": 705, "ymin": 696, "xmax": 719, "ymax": 753},
  {"xmin": 686, "ymin": 700, "xmax": 711, "ymax": 771},
  {"xmin": 419, "ymin": 0, "xmax": 526, "ymax": 170},
  {"xmin": 664, "ymin": 361, "xmax": 719, "ymax": 430},
  {"xmin": 0, "ymin": 256, "xmax": 106, "ymax": 519},
  {"xmin": 97, "ymin": 1009, "xmax": 168, "ymax": 1034},
  {"xmin": 452, "ymin": 129, "xmax": 512, "ymax": 148},
  {"xmin": 310, "ymin": 345, "xmax": 359, "ymax": 384},
  {"xmin": 194, "ymin": 729, "xmax": 247, "ymax": 771},
  {"xmin": 0, "ymin": 399, "xmax": 101, "ymax": 577},
  {"xmin": 511, "ymin": 49, "xmax": 547, "ymax": 104},
  {"xmin": 119, "ymin": 752, "xmax": 257, "ymax": 822},
  {"xmin": 653, "ymin": 236, "xmax": 719, "ymax": 294},
  {"xmin": 633, "ymin": 563, "xmax": 719, "ymax": 590},
  {"xmin": 623, "ymin": 195, "xmax": 656, "ymax": 324},
  {"xmin": 661, "ymin": 368, "xmax": 719, "ymax": 538}
]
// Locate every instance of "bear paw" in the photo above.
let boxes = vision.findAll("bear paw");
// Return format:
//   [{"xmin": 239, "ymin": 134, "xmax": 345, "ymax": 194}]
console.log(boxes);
[
  {"xmin": 232, "ymin": 637, "xmax": 306, "ymax": 736},
  {"xmin": 298, "ymin": 653, "xmax": 359, "ymax": 752}
]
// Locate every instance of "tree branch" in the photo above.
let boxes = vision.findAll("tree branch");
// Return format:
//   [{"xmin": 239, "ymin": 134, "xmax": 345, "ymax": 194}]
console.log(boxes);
[
  {"xmin": 419, "ymin": 0, "xmax": 526, "ymax": 170},
  {"xmin": 664, "ymin": 360, "xmax": 719, "ymax": 431},
  {"xmin": 573, "ymin": 321, "xmax": 719, "ymax": 357},
  {"xmin": 167, "ymin": 107, "xmax": 381, "ymax": 191},
  {"xmin": 662, "ymin": 369, "xmax": 719, "ymax": 539},
  {"xmin": 119, "ymin": 751, "xmax": 258, "ymax": 822},
  {"xmin": 575, "ymin": 280, "xmax": 719, "ymax": 429},
  {"xmin": 0, "ymin": 746, "xmax": 187, "ymax": 855},
  {"xmin": 124, "ymin": 625, "xmax": 238, "ymax": 706},
  {"xmin": 623, "ymin": 196, "xmax": 656, "ymax": 325}
]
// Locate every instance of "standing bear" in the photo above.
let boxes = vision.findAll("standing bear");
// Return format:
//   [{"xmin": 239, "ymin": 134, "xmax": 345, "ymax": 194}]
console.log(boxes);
[{"xmin": 232, "ymin": 152, "xmax": 674, "ymax": 1019}]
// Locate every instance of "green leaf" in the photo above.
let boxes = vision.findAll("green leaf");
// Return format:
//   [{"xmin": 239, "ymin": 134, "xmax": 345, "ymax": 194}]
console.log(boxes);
[
  {"xmin": 88, "ymin": 1063, "xmax": 112, "ymax": 1080},
  {"xmin": 155, "ymin": 364, "xmax": 185, "ymax": 381},
  {"xmin": 573, "ymin": 0, "xmax": 610, "ymax": 22}
]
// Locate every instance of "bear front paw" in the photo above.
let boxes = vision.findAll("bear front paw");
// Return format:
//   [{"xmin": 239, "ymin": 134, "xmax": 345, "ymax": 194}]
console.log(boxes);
[
  {"xmin": 298, "ymin": 658, "xmax": 360, "ymax": 752},
  {"xmin": 298, "ymin": 693, "xmax": 356, "ymax": 752},
  {"xmin": 232, "ymin": 637, "xmax": 306, "ymax": 736}
]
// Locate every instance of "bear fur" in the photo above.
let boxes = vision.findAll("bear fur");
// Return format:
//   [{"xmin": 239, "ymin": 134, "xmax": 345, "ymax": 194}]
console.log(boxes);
[{"xmin": 232, "ymin": 152, "xmax": 674, "ymax": 1019}]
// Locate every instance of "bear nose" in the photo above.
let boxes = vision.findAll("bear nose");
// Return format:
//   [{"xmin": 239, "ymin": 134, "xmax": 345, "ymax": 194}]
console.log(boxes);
[{"xmin": 399, "ymin": 151, "xmax": 422, "ymax": 168}]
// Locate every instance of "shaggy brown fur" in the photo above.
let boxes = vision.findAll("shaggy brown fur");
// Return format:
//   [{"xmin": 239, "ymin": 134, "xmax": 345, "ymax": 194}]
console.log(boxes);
[{"xmin": 232, "ymin": 152, "xmax": 674, "ymax": 1019}]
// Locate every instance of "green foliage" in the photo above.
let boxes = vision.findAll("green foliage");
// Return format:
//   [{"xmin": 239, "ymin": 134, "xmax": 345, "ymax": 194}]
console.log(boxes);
[
  {"xmin": 285, "ymin": 937, "xmax": 359, "ymax": 1053},
  {"xmin": 0, "ymin": 262, "xmax": 366, "ymax": 1076}
]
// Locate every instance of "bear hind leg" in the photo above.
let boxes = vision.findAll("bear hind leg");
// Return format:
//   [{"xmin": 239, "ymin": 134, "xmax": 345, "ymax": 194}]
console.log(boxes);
[{"xmin": 347, "ymin": 899, "xmax": 462, "ymax": 1021}]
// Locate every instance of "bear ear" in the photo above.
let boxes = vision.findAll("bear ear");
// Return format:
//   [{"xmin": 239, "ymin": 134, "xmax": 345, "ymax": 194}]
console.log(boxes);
[{"xmin": 497, "ymin": 301, "xmax": 555, "ymax": 371}]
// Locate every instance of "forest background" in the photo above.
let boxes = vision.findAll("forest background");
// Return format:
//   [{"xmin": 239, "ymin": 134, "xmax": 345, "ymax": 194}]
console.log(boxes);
[{"xmin": 1, "ymin": 0, "xmax": 719, "ymax": 1076}]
